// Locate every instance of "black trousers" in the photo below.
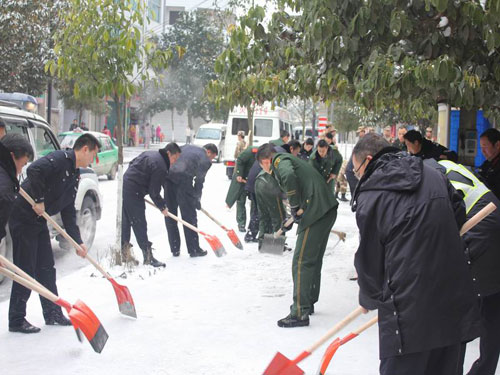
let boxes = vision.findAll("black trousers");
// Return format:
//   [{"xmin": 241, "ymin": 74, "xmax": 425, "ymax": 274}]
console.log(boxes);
[
  {"xmin": 380, "ymin": 344, "xmax": 461, "ymax": 375},
  {"xmin": 164, "ymin": 180, "xmax": 200, "ymax": 254},
  {"xmin": 122, "ymin": 189, "xmax": 150, "ymax": 252},
  {"xmin": 459, "ymin": 291, "xmax": 500, "ymax": 375},
  {"xmin": 8, "ymin": 214, "xmax": 62, "ymax": 326},
  {"xmin": 247, "ymin": 192, "xmax": 259, "ymax": 237}
]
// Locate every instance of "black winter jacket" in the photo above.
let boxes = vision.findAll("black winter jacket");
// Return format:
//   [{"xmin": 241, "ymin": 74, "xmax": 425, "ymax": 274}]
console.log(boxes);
[
  {"xmin": 352, "ymin": 149, "xmax": 480, "ymax": 359},
  {"xmin": 167, "ymin": 145, "xmax": 211, "ymax": 200},
  {"xmin": 14, "ymin": 150, "xmax": 82, "ymax": 244},
  {"xmin": 0, "ymin": 142, "xmax": 19, "ymax": 241},
  {"xmin": 124, "ymin": 149, "xmax": 171, "ymax": 210},
  {"xmin": 478, "ymin": 154, "xmax": 500, "ymax": 200}
]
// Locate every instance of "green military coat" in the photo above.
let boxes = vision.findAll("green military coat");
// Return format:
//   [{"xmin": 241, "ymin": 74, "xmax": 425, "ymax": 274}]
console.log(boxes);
[
  {"xmin": 270, "ymin": 138, "xmax": 285, "ymax": 146},
  {"xmin": 225, "ymin": 146, "xmax": 258, "ymax": 208},
  {"xmin": 271, "ymin": 153, "xmax": 338, "ymax": 233},
  {"xmin": 255, "ymin": 169, "xmax": 286, "ymax": 238}
]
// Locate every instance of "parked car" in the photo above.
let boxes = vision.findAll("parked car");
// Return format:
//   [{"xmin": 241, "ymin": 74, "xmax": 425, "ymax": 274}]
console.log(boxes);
[
  {"xmin": 0, "ymin": 105, "xmax": 102, "ymax": 283},
  {"xmin": 59, "ymin": 130, "xmax": 119, "ymax": 179},
  {"xmin": 192, "ymin": 123, "xmax": 226, "ymax": 162}
]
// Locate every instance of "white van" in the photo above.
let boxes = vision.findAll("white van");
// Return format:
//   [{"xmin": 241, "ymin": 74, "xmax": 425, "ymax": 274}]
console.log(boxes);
[
  {"xmin": 193, "ymin": 123, "xmax": 226, "ymax": 162},
  {"xmin": 223, "ymin": 103, "xmax": 292, "ymax": 178}
]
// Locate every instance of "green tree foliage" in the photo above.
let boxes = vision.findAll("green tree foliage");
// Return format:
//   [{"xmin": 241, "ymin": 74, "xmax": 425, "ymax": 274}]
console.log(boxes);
[
  {"xmin": 48, "ymin": 0, "xmax": 172, "ymax": 164},
  {"xmin": 0, "ymin": 1, "xmax": 67, "ymax": 95},
  {"xmin": 139, "ymin": 10, "xmax": 226, "ymax": 131},
  {"xmin": 220, "ymin": 0, "xmax": 500, "ymax": 122}
]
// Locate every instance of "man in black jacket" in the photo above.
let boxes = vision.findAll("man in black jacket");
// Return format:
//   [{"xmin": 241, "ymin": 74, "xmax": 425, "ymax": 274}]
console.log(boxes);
[
  {"xmin": 164, "ymin": 144, "xmax": 217, "ymax": 257},
  {"xmin": 122, "ymin": 142, "xmax": 181, "ymax": 266},
  {"xmin": 404, "ymin": 129, "xmax": 456, "ymax": 161},
  {"xmin": 0, "ymin": 134, "xmax": 33, "ymax": 258},
  {"xmin": 8, "ymin": 133, "xmax": 100, "ymax": 334},
  {"xmin": 351, "ymin": 133, "xmax": 480, "ymax": 375},
  {"xmin": 478, "ymin": 128, "xmax": 500, "ymax": 200}
]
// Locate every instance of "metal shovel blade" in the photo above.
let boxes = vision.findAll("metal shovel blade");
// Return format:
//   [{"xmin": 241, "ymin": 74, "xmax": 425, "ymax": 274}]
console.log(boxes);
[
  {"xmin": 260, "ymin": 234, "xmax": 286, "ymax": 255},
  {"xmin": 317, "ymin": 338, "xmax": 341, "ymax": 375},
  {"xmin": 263, "ymin": 352, "xmax": 304, "ymax": 375},
  {"xmin": 205, "ymin": 234, "xmax": 227, "ymax": 257},
  {"xmin": 69, "ymin": 299, "xmax": 109, "ymax": 354},
  {"xmin": 227, "ymin": 229, "xmax": 244, "ymax": 250},
  {"xmin": 110, "ymin": 278, "xmax": 137, "ymax": 318}
]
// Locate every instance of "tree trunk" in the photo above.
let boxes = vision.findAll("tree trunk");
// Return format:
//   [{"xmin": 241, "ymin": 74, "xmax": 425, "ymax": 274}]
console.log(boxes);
[
  {"xmin": 171, "ymin": 108, "xmax": 175, "ymax": 142},
  {"xmin": 302, "ymin": 99, "xmax": 306, "ymax": 141},
  {"xmin": 247, "ymin": 105, "xmax": 255, "ymax": 146},
  {"xmin": 113, "ymin": 93, "xmax": 124, "ymax": 253}
]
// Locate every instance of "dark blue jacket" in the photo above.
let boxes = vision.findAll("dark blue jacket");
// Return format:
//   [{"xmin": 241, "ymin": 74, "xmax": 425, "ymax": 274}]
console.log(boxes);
[
  {"xmin": 167, "ymin": 145, "xmax": 211, "ymax": 200},
  {"xmin": 15, "ymin": 150, "xmax": 82, "ymax": 244},
  {"xmin": 124, "ymin": 149, "xmax": 171, "ymax": 210},
  {"xmin": 0, "ymin": 142, "xmax": 19, "ymax": 241}
]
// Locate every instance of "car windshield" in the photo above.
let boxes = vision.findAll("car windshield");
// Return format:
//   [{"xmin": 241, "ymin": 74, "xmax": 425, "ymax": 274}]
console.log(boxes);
[
  {"xmin": 196, "ymin": 128, "xmax": 221, "ymax": 140},
  {"xmin": 58, "ymin": 133, "xmax": 80, "ymax": 150}
]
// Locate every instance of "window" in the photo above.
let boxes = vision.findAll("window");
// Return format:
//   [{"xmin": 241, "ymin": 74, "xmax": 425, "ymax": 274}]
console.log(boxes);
[
  {"xmin": 1, "ymin": 117, "xmax": 29, "ymax": 138},
  {"xmin": 254, "ymin": 119, "xmax": 273, "ymax": 137},
  {"xmin": 196, "ymin": 128, "xmax": 221, "ymax": 140},
  {"xmin": 149, "ymin": 0, "xmax": 161, "ymax": 22},
  {"xmin": 32, "ymin": 126, "xmax": 57, "ymax": 157},
  {"xmin": 279, "ymin": 120, "xmax": 285, "ymax": 131},
  {"xmin": 100, "ymin": 137, "xmax": 112, "ymax": 151},
  {"xmin": 169, "ymin": 10, "xmax": 181, "ymax": 25},
  {"xmin": 231, "ymin": 118, "xmax": 248, "ymax": 135}
]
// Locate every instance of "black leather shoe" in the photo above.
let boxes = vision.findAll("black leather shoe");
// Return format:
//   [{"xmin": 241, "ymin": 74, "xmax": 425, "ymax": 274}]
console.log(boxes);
[
  {"xmin": 244, "ymin": 232, "xmax": 259, "ymax": 243},
  {"xmin": 45, "ymin": 313, "xmax": 72, "ymax": 326},
  {"xmin": 238, "ymin": 226, "xmax": 246, "ymax": 233},
  {"xmin": 190, "ymin": 248, "xmax": 208, "ymax": 257},
  {"xmin": 277, "ymin": 313, "xmax": 310, "ymax": 328},
  {"xmin": 9, "ymin": 319, "xmax": 41, "ymax": 334}
]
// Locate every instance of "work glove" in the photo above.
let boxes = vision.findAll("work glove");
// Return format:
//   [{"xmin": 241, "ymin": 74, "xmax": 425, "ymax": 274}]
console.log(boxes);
[{"xmin": 290, "ymin": 206, "xmax": 302, "ymax": 223}]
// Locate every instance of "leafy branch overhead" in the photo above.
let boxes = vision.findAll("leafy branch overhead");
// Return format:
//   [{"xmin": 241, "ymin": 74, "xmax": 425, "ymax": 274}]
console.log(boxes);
[{"xmin": 214, "ymin": 0, "xmax": 500, "ymax": 121}]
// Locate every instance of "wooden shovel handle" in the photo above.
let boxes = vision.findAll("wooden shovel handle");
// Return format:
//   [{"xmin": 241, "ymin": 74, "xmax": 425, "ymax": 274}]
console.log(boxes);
[
  {"xmin": 460, "ymin": 202, "xmax": 496, "ymax": 236},
  {"xmin": 0, "ymin": 254, "xmax": 47, "ymax": 292},
  {"xmin": 274, "ymin": 209, "xmax": 304, "ymax": 238},
  {"xmin": 18, "ymin": 188, "xmax": 112, "ymax": 281},
  {"xmin": 145, "ymin": 198, "xmax": 202, "ymax": 234},
  {"xmin": 307, "ymin": 306, "xmax": 364, "ymax": 353},
  {"xmin": 200, "ymin": 207, "xmax": 225, "ymax": 228},
  {"xmin": 0, "ymin": 266, "xmax": 58, "ymax": 303},
  {"xmin": 331, "ymin": 230, "xmax": 346, "ymax": 241},
  {"xmin": 352, "ymin": 316, "xmax": 378, "ymax": 335}
]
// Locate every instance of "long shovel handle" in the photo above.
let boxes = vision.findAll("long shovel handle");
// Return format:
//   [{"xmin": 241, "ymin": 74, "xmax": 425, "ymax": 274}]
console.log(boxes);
[
  {"xmin": 19, "ymin": 188, "xmax": 112, "ymax": 281},
  {"xmin": 331, "ymin": 230, "xmax": 346, "ymax": 241},
  {"xmin": 0, "ymin": 254, "xmax": 47, "ymax": 293},
  {"xmin": 200, "ymin": 207, "xmax": 226, "ymax": 229},
  {"xmin": 307, "ymin": 306, "xmax": 365, "ymax": 353},
  {"xmin": 273, "ymin": 209, "xmax": 304, "ymax": 238},
  {"xmin": 0, "ymin": 266, "xmax": 58, "ymax": 303},
  {"xmin": 460, "ymin": 202, "xmax": 496, "ymax": 236},
  {"xmin": 145, "ymin": 198, "xmax": 202, "ymax": 234}
]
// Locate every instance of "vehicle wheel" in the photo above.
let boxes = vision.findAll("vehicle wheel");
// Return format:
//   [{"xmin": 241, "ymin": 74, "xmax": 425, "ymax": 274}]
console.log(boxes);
[
  {"xmin": 107, "ymin": 164, "xmax": 117, "ymax": 180},
  {"xmin": 61, "ymin": 196, "xmax": 97, "ymax": 250}
]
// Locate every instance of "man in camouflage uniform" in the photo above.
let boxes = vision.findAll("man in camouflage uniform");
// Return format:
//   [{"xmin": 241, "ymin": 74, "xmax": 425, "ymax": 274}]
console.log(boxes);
[
  {"xmin": 225, "ymin": 146, "xmax": 258, "ymax": 232},
  {"xmin": 234, "ymin": 130, "xmax": 247, "ymax": 158},
  {"xmin": 335, "ymin": 160, "xmax": 349, "ymax": 202},
  {"xmin": 257, "ymin": 143, "xmax": 338, "ymax": 327}
]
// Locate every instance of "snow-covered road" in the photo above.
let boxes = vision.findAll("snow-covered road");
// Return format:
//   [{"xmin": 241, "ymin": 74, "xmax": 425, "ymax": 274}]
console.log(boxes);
[{"xmin": 0, "ymin": 145, "xmax": 489, "ymax": 374}]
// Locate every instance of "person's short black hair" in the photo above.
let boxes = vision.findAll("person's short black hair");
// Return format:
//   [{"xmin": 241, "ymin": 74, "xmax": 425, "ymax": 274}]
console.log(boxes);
[
  {"xmin": 256, "ymin": 143, "xmax": 275, "ymax": 162},
  {"xmin": 325, "ymin": 132, "xmax": 334, "ymax": 140},
  {"xmin": 203, "ymin": 143, "xmax": 218, "ymax": 155},
  {"xmin": 352, "ymin": 133, "xmax": 391, "ymax": 161},
  {"xmin": 480, "ymin": 128, "xmax": 500, "ymax": 145},
  {"xmin": 74, "ymin": 133, "xmax": 101, "ymax": 151},
  {"xmin": 403, "ymin": 130, "xmax": 423, "ymax": 144},
  {"xmin": 280, "ymin": 129, "xmax": 290, "ymax": 139},
  {"xmin": 288, "ymin": 140, "xmax": 301, "ymax": 150},
  {"xmin": 317, "ymin": 139, "xmax": 329, "ymax": 148},
  {"xmin": 164, "ymin": 142, "xmax": 181, "ymax": 155},
  {"xmin": 305, "ymin": 138, "xmax": 314, "ymax": 146},
  {"xmin": 0, "ymin": 133, "xmax": 34, "ymax": 160}
]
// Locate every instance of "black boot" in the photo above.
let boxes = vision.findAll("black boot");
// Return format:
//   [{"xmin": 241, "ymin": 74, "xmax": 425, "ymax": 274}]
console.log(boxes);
[
  {"xmin": 238, "ymin": 225, "xmax": 246, "ymax": 233},
  {"xmin": 277, "ymin": 313, "xmax": 310, "ymax": 328},
  {"xmin": 340, "ymin": 194, "xmax": 349, "ymax": 202},
  {"xmin": 244, "ymin": 231, "xmax": 258, "ymax": 243},
  {"xmin": 143, "ymin": 245, "xmax": 166, "ymax": 267},
  {"xmin": 190, "ymin": 248, "xmax": 208, "ymax": 257},
  {"xmin": 9, "ymin": 319, "xmax": 41, "ymax": 334},
  {"xmin": 45, "ymin": 311, "xmax": 72, "ymax": 326}
]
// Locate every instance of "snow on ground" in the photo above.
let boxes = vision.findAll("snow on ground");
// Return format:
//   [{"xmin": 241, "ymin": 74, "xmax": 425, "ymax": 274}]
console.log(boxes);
[{"xmin": 0, "ymin": 144, "xmax": 490, "ymax": 374}]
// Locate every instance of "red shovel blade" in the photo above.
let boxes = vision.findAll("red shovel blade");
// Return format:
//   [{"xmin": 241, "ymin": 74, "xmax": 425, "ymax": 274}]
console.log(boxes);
[
  {"xmin": 227, "ymin": 229, "xmax": 244, "ymax": 250},
  {"xmin": 109, "ymin": 278, "xmax": 137, "ymax": 318},
  {"xmin": 203, "ymin": 233, "xmax": 227, "ymax": 257},
  {"xmin": 317, "ymin": 338, "xmax": 341, "ymax": 375},
  {"xmin": 68, "ymin": 299, "xmax": 109, "ymax": 353},
  {"xmin": 263, "ymin": 352, "xmax": 304, "ymax": 375}
]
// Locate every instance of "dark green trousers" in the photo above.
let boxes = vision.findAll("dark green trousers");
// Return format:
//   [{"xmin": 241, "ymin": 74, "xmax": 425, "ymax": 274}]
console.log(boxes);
[
  {"xmin": 236, "ymin": 190, "xmax": 247, "ymax": 228},
  {"xmin": 291, "ymin": 207, "xmax": 337, "ymax": 316}
]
